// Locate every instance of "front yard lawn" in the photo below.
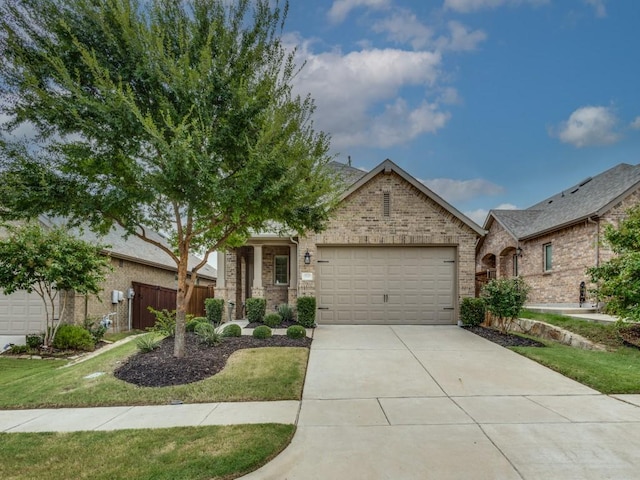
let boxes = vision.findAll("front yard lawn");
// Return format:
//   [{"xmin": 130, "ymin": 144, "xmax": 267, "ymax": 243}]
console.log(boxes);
[
  {"xmin": 0, "ymin": 424, "xmax": 295, "ymax": 480},
  {"xmin": 0, "ymin": 340, "xmax": 309, "ymax": 408}
]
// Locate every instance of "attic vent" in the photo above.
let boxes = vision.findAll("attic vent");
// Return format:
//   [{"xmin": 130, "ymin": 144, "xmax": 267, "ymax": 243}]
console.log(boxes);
[
  {"xmin": 548, "ymin": 200, "xmax": 553, "ymax": 204},
  {"xmin": 579, "ymin": 177, "xmax": 592, "ymax": 187},
  {"xmin": 383, "ymin": 192, "xmax": 391, "ymax": 217},
  {"xmin": 570, "ymin": 187, "xmax": 580, "ymax": 194}
]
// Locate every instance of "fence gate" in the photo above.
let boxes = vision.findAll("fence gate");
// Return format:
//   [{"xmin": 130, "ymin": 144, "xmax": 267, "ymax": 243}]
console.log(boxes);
[{"xmin": 132, "ymin": 282, "xmax": 215, "ymax": 330}]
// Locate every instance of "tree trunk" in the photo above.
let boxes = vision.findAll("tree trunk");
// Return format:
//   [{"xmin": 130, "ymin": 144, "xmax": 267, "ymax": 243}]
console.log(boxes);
[{"xmin": 174, "ymin": 254, "xmax": 189, "ymax": 358}]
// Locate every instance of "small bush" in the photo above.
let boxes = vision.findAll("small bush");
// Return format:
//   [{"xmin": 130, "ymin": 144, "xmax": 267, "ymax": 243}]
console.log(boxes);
[
  {"xmin": 186, "ymin": 317, "xmax": 208, "ymax": 332},
  {"xmin": 246, "ymin": 297, "xmax": 267, "ymax": 323},
  {"xmin": 52, "ymin": 324, "xmax": 95, "ymax": 351},
  {"xmin": 297, "ymin": 296, "xmax": 316, "ymax": 328},
  {"xmin": 252, "ymin": 325, "xmax": 272, "ymax": 339},
  {"xmin": 194, "ymin": 322, "xmax": 222, "ymax": 346},
  {"xmin": 460, "ymin": 297, "xmax": 486, "ymax": 326},
  {"xmin": 146, "ymin": 307, "xmax": 176, "ymax": 337},
  {"xmin": 9, "ymin": 344, "xmax": 28, "ymax": 354},
  {"xmin": 264, "ymin": 312, "xmax": 282, "ymax": 328},
  {"xmin": 205, "ymin": 298, "xmax": 224, "ymax": 326},
  {"xmin": 25, "ymin": 333, "xmax": 44, "ymax": 349},
  {"xmin": 221, "ymin": 323, "xmax": 242, "ymax": 337},
  {"xmin": 277, "ymin": 303, "xmax": 294, "ymax": 322},
  {"xmin": 481, "ymin": 277, "xmax": 530, "ymax": 333},
  {"xmin": 83, "ymin": 317, "xmax": 107, "ymax": 344},
  {"xmin": 286, "ymin": 325, "xmax": 306, "ymax": 339},
  {"xmin": 136, "ymin": 334, "xmax": 162, "ymax": 353}
]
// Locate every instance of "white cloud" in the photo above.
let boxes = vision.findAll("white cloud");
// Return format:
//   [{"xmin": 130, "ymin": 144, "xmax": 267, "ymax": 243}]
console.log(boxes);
[
  {"xmin": 372, "ymin": 12, "xmax": 486, "ymax": 53},
  {"xmin": 422, "ymin": 178, "xmax": 505, "ymax": 203},
  {"xmin": 464, "ymin": 203, "xmax": 517, "ymax": 226},
  {"xmin": 292, "ymin": 43, "xmax": 449, "ymax": 149},
  {"xmin": 327, "ymin": 0, "xmax": 390, "ymax": 23},
  {"xmin": 443, "ymin": 0, "xmax": 549, "ymax": 13},
  {"xmin": 630, "ymin": 117, "xmax": 640, "ymax": 130},
  {"xmin": 584, "ymin": 0, "xmax": 606, "ymax": 18},
  {"xmin": 553, "ymin": 106, "xmax": 621, "ymax": 148}
]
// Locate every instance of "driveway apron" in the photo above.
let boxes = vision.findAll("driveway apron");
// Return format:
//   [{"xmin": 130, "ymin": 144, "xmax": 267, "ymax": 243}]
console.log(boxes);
[{"xmin": 241, "ymin": 325, "xmax": 640, "ymax": 479}]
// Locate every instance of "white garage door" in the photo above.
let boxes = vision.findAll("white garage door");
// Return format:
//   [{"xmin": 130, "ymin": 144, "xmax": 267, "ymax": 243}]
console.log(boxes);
[
  {"xmin": 0, "ymin": 290, "xmax": 46, "ymax": 337},
  {"xmin": 316, "ymin": 246, "xmax": 456, "ymax": 325}
]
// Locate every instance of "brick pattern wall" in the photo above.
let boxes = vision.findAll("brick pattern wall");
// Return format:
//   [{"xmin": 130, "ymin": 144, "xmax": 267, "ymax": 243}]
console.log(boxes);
[
  {"xmin": 476, "ymin": 187, "xmax": 640, "ymax": 304},
  {"xmin": 262, "ymin": 246, "xmax": 290, "ymax": 312},
  {"xmin": 298, "ymin": 171, "xmax": 479, "ymax": 308}
]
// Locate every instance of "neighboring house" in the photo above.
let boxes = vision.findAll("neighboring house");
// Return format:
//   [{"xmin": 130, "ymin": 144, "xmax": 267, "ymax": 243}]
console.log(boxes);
[
  {"xmin": 476, "ymin": 163, "xmax": 640, "ymax": 305},
  {"xmin": 0, "ymin": 218, "xmax": 216, "ymax": 346},
  {"xmin": 216, "ymin": 159, "xmax": 485, "ymax": 325}
]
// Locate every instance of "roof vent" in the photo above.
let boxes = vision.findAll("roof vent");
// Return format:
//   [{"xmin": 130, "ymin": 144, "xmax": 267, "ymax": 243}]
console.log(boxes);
[
  {"xmin": 570, "ymin": 187, "xmax": 580, "ymax": 194},
  {"xmin": 579, "ymin": 177, "xmax": 592, "ymax": 187}
]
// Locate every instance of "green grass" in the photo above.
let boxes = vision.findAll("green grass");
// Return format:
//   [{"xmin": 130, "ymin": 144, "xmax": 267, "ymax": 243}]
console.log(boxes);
[
  {"xmin": 513, "ymin": 340, "xmax": 640, "ymax": 394},
  {"xmin": 0, "ymin": 342, "xmax": 309, "ymax": 409},
  {"xmin": 520, "ymin": 309, "xmax": 623, "ymax": 348},
  {"xmin": 0, "ymin": 424, "xmax": 295, "ymax": 480},
  {"xmin": 103, "ymin": 330, "xmax": 143, "ymax": 342}
]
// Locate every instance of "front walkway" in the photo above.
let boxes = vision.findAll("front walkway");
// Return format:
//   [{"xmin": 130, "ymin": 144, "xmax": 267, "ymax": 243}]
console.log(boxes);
[{"xmin": 241, "ymin": 325, "xmax": 640, "ymax": 480}]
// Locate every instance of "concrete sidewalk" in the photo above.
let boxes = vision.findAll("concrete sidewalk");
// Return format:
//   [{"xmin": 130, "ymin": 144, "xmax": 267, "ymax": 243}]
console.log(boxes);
[
  {"xmin": 0, "ymin": 400, "xmax": 299, "ymax": 432},
  {"xmin": 241, "ymin": 325, "xmax": 640, "ymax": 480}
]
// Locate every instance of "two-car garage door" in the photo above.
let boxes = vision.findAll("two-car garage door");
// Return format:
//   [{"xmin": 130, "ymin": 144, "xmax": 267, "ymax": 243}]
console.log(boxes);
[{"xmin": 316, "ymin": 246, "xmax": 456, "ymax": 325}]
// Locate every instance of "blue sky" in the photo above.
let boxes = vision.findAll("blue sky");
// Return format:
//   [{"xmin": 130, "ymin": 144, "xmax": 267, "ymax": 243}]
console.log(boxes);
[{"xmin": 283, "ymin": 0, "xmax": 640, "ymax": 225}]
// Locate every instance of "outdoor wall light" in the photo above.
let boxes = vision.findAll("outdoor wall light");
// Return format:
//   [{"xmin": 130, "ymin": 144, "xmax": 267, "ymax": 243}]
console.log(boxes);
[
  {"xmin": 304, "ymin": 249, "xmax": 312, "ymax": 265},
  {"xmin": 516, "ymin": 247, "xmax": 523, "ymax": 257}
]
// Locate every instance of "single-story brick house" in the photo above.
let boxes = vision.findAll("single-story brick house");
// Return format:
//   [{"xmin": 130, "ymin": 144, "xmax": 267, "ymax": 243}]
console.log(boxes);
[
  {"xmin": 216, "ymin": 159, "xmax": 485, "ymax": 325},
  {"xmin": 476, "ymin": 163, "xmax": 640, "ymax": 305},
  {"xmin": 0, "ymin": 217, "xmax": 216, "ymax": 346}
]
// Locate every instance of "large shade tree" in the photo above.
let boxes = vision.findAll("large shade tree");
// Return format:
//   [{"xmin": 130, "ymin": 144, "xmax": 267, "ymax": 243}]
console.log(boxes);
[{"xmin": 0, "ymin": 0, "xmax": 338, "ymax": 357}]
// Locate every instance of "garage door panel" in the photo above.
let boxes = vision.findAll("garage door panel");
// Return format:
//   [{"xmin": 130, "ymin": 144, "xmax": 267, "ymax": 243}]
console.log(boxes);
[
  {"xmin": 317, "ymin": 246, "xmax": 456, "ymax": 325},
  {"xmin": 0, "ymin": 290, "xmax": 46, "ymax": 335}
]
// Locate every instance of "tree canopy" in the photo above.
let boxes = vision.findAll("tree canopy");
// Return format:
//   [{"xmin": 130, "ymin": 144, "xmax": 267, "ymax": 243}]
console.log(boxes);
[
  {"xmin": 0, "ymin": 0, "xmax": 338, "ymax": 357},
  {"xmin": 0, "ymin": 222, "xmax": 111, "ymax": 346},
  {"xmin": 588, "ymin": 206, "xmax": 640, "ymax": 322}
]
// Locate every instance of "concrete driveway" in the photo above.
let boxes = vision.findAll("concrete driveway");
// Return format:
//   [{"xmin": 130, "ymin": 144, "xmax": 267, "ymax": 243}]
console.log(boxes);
[{"xmin": 242, "ymin": 325, "xmax": 640, "ymax": 479}]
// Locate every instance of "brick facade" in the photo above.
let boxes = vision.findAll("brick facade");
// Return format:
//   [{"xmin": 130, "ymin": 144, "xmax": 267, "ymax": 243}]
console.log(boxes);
[
  {"xmin": 476, "ymin": 188, "xmax": 640, "ymax": 304},
  {"xmin": 221, "ymin": 166, "xmax": 481, "ymax": 319}
]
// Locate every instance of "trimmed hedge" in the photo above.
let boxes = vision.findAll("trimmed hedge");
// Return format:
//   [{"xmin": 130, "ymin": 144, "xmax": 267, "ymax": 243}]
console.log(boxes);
[
  {"xmin": 252, "ymin": 325, "xmax": 272, "ymax": 339},
  {"xmin": 460, "ymin": 297, "xmax": 486, "ymax": 326},
  {"xmin": 205, "ymin": 298, "xmax": 224, "ymax": 325},
  {"xmin": 296, "ymin": 296, "xmax": 316, "ymax": 328},
  {"xmin": 52, "ymin": 324, "xmax": 95, "ymax": 351},
  {"xmin": 246, "ymin": 297, "xmax": 267, "ymax": 323},
  {"xmin": 286, "ymin": 325, "xmax": 306, "ymax": 339},
  {"xmin": 264, "ymin": 313, "xmax": 282, "ymax": 328},
  {"xmin": 221, "ymin": 324, "xmax": 242, "ymax": 337}
]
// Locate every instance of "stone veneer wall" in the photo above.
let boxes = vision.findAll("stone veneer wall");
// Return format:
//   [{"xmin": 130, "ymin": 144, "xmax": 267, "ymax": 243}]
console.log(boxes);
[{"xmin": 296, "ymin": 171, "xmax": 479, "ymax": 313}]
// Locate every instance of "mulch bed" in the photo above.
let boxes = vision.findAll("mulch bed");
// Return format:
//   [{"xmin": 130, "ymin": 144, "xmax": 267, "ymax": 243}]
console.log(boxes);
[
  {"xmin": 114, "ymin": 332, "xmax": 312, "ymax": 387},
  {"xmin": 617, "ymin": 323, "xmax": 640, "ymax": 348},
  {"xmin": 463, "ymin": 325, "xmax": 545, "ymax": 348},
  {"xmin": 245, "ymin": 319, "xmax": 299, "ymax": 329}
]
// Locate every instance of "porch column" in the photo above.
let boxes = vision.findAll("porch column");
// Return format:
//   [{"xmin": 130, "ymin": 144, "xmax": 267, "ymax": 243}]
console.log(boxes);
[
  {"xmin": 252, "ymin": 245, "xmax": 265, "ymax": 297},
  {"xmin": 216, "ymin": 251, "xmax": 225, "ymax": 288},
  {"xmin": 288, "ymin": 243, "xmax": 298, "ymax": 306}
]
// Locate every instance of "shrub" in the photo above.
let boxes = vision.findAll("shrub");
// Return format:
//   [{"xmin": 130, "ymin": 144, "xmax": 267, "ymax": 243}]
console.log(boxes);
[
  {"xmin": 460, "ymin": 297, "xmax": 486, "ymax": 326},
  {"xmin": 221, "ymin": 323, "xmax": 242, "ymax": 337},
  {"xmin": 252, "ymin": 325, "xmax": 272, "ymax": 339},
  {"xmin": 9, "ymin": 344, "xmax": 28, "ymax": 354},
  {"xmin": 25, "ymin": 333, "xmax": 44, "ymax": 349},
  {"xmin": 194, "ymin": 322, "xmax": 222, "ymax": 346},
  {"xmin": 186, "ymin": 316, "xmax": 208, "ymax": 332},
  {"xmin": 136, "ymin": 333, "xmax": 162, "ymax": 353},
  {"xmin": 481, "ymin": 278, "xmax": 530, "ymax": 333},
  {"xmin": 205, "ymin": 298, "xmax": 225, "ymax": 326},
  {"xmin": 277, "ymin": 303, "xmax": 294, "ymax": 322},
  {"xmin": 83, "ymin": 317, "xmax": 107, "ymax": 344},
  {"xmin": 246, "ymin": 297, "xmax": 267, "ymax": 323},
  {"xmin": 146, "ymin": 307, "xmax": 176, "ymax": 337},
  {"xmin": 297, "ymin": 296, "xmax": 316, "ymax": 328},
  {"xmin": 286, "ymin": 325, "xmax": 306, "ymax": 339},
  {"xmin": 264, "ymin": 312, "xmax": 282, "ymax": 328},
  {"xmin": 52, "ymin": 324, "xmax": 95, "ymax": 351}
]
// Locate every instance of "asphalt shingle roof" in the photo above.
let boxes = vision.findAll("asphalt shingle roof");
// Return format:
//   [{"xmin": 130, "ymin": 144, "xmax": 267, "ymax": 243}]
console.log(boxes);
[{"xmin": 491, "ymin": 163, "xmax": 640, "ymax": 240}]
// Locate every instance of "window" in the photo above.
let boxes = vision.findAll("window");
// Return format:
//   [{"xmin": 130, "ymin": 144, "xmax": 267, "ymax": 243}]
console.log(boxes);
[
  {"xmin": 274, "ymin": 255, "xmax": 289, "ymax": 285},
  {"xmin": 512, "ymin": 254, "xmax": 519, "ymax": 277},
  {"xmin": 543, "ymin": 243, "xmax": 552, "ymax": 272}
]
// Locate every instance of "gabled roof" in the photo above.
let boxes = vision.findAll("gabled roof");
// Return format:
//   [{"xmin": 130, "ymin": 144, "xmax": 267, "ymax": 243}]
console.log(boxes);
[
  {"xmin": 328, "ymin": 160, "xmax": 368, "ymax": 185},
  {"xmin": 487, "ymin": 163, "xmax": 640, "ymax": 240},
  {"xmin": 41, "ymin": 216, "xmax": 217, "ymax": 280},
  {"xmin": 342, "ymin": 158, "xmax": 486, "ymax": 236}
]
